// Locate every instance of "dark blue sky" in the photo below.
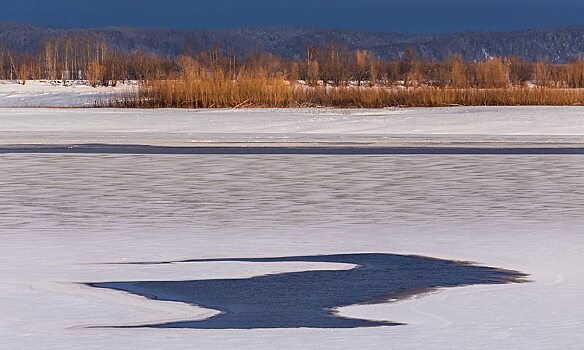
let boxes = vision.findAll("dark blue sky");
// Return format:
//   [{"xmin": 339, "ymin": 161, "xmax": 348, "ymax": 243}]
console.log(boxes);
[{"xmin": 2, "ymin": 0, "xmax": 584, "ymax": 33}]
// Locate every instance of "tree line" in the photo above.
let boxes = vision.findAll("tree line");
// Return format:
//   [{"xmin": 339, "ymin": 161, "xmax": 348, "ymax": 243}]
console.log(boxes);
[
  {"xmin": 3, "ymin": 34, "xmax": 584, "ymax": 89},
  {"xmin": 0, "ymin": 34, "xmax": 168, "ymax": 86}
]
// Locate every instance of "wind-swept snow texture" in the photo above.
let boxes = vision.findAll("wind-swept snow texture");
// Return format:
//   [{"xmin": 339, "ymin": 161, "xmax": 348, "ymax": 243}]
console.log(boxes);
[{"xmin": 1, "ymin": 107, "xmax": 584, "ymax": 349}]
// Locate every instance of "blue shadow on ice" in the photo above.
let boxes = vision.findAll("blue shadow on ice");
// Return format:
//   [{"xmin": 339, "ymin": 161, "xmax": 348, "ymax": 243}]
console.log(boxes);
[
  {"xmin": 88, "ymin": 253, "xmax": 526, "ymax": 329},
  {"xmin": 4, "ymin": 144, "xmax": 584, "ymax": 155}
]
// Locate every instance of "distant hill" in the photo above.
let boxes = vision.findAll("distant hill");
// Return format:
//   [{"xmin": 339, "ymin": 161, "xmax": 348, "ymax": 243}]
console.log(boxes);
[{"xmin": 2, "ymin": 23, "xmax": 584, "ymax": 63}]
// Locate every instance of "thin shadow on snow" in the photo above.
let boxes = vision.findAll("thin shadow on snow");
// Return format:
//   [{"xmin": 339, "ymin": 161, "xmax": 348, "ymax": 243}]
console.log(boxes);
[
  {"xmin": 88, "ymin": 253, "xmax": 527, "ymax": 329},
  {"xmin": 4, "ymin": 144, "xmax": 584, "ymax": 155}
]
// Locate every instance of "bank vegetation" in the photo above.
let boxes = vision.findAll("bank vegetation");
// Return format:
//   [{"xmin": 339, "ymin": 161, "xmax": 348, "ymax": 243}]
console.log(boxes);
[{"xmin": 3, "ymin": 35, "xmax": 584, "ymax": 107}]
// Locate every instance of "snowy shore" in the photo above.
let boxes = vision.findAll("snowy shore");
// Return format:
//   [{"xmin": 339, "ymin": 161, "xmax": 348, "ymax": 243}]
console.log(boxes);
[{"xmin": 0, "ymin": 80, "xmax": 137, "ymax": 108}]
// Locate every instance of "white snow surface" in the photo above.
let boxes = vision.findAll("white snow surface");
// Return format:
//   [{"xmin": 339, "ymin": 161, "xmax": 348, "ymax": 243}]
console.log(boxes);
[
  {"xmin": 0, "ymin": 80, "xmax": 137, "ymax": 108},
  {"xmin": 1, "ymin": 107, "xmax": 584, "ymax": 349},
  {"xmin": 1, "ymin": 106, "xmax": 584, "ymax": 147}
]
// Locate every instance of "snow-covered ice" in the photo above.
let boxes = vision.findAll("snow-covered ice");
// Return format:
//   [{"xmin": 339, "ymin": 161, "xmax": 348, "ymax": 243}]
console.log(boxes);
[
  {"xmin": 1, "ymin": 106, "xmax": 584, "ymax": 147},
  {"xmin": 1, "ymin": 107, "xmax": 584, "ymax": 349}
]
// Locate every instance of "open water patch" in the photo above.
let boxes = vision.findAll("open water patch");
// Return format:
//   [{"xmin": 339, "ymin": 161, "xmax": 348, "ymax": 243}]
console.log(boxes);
[{"xmin": 88, "ymin": 253, "xmax": 526, "ymax": 329}]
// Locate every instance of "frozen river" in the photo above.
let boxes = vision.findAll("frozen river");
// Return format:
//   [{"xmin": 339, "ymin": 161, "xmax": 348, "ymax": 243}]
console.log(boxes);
[{"xmin": 1, "ymin": 107, "xmax": 584, "ymax": 349}]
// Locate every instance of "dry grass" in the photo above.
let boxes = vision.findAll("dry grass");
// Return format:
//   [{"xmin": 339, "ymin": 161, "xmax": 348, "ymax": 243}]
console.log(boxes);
[
  {"xmin": 128, "ymin": 68, "xmax": 584, "ymax": 108},
  {"xmin": 91, "ymin": 51, "xmax": 584, "ymax": 108},
  {"xmin": 302, "ymin": 86, "xmax": 584, "ymax": 107},
  {"xmin": 138, "ymin": 77, "xmax": 293, "ymax": 108}
]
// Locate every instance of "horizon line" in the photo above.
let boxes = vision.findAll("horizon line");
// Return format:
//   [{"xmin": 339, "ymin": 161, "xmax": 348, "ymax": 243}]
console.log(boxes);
[{"xmin": 2, "ymin": 21, "xmax": 584, "ymax": 36}]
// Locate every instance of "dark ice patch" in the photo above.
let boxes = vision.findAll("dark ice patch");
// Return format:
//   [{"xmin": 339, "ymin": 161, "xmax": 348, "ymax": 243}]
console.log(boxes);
[{"xmin": 89, "ymin": 253, "xmax": 526, "ymax": 329}]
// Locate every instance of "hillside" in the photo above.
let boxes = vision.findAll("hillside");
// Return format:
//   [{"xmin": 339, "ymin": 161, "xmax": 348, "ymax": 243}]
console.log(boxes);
[{"xmin": 1, "ymin": 23, "xmax": 584, "ymax": 62}]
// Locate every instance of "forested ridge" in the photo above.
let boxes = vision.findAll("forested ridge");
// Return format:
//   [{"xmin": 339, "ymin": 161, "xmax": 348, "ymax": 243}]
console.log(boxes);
[{"xmin": 2, "ymin": 23, "xmax": 584, "ymax": 63}]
